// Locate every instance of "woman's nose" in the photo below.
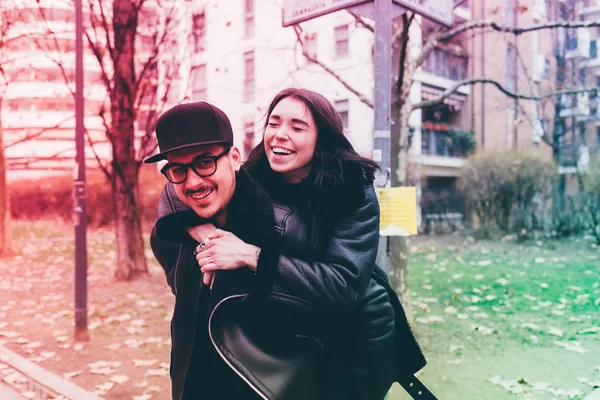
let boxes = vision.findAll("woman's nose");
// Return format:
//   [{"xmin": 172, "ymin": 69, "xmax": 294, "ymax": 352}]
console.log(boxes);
[{"xmin": 274, "ymin": 127, "xmax": 290, "ymax": 140}]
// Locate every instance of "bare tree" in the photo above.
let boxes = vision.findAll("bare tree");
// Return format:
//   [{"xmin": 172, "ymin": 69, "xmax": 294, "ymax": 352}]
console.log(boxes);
[
  {"xmin": 293, "ymin": 3, "xmax": 600, "ymax": 313},
  {"xmin": 0, "ymin": 4, "xmax": 16, "ymax": 256},
  {"xmin": 22, "ymin": 0, "xmax": 185, "ymax": 279}
]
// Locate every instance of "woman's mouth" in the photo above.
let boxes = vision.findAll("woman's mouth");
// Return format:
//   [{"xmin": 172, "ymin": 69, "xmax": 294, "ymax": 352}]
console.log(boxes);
[{"xmin": 271, "ymin": 147, "xmax": 295, "ymax": 156}]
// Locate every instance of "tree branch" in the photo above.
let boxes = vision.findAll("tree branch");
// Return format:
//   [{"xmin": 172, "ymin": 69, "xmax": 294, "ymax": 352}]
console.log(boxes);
[
  {"xmin": 5, "ymin": 115, "xmax": 76, "ymax": 149},
  {"xmin": 293, "ymin": 25, "xmax": 373, "ymax": 109},
  {"xmin": 348, "ymin": 12, "xmax": 374, "ymax": 32},
  {"xmin": 412, "ymin": 78, "xmax": 598, "ymax": 110},
  {"xmin": 439, "ymin": 19, "xmax": 600, "ymax": 43},
  {"xmin": 84, "ymin": 129, "xmax": 111, "ymax": 180}
]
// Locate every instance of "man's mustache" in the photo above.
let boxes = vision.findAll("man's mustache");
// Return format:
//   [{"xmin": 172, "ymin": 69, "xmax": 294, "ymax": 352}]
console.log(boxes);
[{"xmin": 184, "ymin": 186, "xmax": 213, "ymax": 196}]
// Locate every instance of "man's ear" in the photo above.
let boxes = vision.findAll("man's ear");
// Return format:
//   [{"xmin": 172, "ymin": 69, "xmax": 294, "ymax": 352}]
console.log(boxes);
[{"xmin": 229, "ymin": 146, "xmax": 242, "ymax": 172}]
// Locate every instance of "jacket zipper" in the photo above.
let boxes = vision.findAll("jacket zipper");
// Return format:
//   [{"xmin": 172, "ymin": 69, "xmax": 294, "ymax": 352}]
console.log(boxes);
[
  {"xmin": 208, "ymin": 294, "xmax": 270, "ymax": 400},
  {"xmin": 173, "ymin": 244, "xmax": 183, "ymax": 294}
]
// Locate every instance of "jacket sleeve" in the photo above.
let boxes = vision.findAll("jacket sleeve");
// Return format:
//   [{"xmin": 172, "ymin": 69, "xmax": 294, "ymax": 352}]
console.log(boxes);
[
  {"xmin": 150, "ymin": 223, "xmax": 182, "ymax": 295},
  {"xmin": 149, "ymin": 184, "xmax": 193, "ymax": 295},
  {"xmin": 269, "ymin": 184, "xmax": 380, "ymax": 318}
]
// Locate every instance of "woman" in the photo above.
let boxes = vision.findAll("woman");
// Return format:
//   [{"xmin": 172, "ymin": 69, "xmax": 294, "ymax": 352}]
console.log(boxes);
[{"xmin": 157, "ymin": 88, "xmax": 426, "ymax": 399}]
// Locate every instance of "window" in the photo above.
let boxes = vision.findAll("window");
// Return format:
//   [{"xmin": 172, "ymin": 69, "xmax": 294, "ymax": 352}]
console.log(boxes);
[
  {"xmin": 506, "ymin": 44, "xmax": 514, "ymax": 92},
  {"xmin": 579, "ymin": 68, "xmax": 587, "ymax": 86},
  {"xmin": 190, "ymin": 64, "xmax": 207, "ymax": 101},
  {"xmin": 543, "ymin": 57, "xmax": 550, "ymax": 78},
  {"xmin": 243, "ymin": 51, "xmax": 255, "ymax": 102},
  {"xmin": 334, "ymin": 99, "xmax": 349, "ymax": 130},
  {"xmin": 566, "ymin": 29, "xmax": 578, "ymax": 51},
  {"xmin": 334, "ymin": 25, "xmax": 349, "ymax": 58},
  {"xmin": 192, "ymin": 12, "xmax": 206, "ymax": 52},
  {"xmin": 243, "ymin": 121, "xmax": 255, "ymax": 159},
  {"xmin": 590, "ymin": 40, "xmax": 598, "ymax": 59},
  {"xmin": 244, "ymin": 0, "xmax": 254, "ymax": 38},
  {"xmin": 305, "ymin": 33, "xmax": 317, "ymax": 60}
]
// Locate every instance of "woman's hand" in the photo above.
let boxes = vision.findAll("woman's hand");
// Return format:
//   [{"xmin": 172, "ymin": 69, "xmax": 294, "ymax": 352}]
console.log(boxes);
[{"xmin": 195, "ymin": 229, "xmax": 261, "ymax": 283}]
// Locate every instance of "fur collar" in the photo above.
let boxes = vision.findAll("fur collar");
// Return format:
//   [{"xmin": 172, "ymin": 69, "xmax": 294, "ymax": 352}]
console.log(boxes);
[{"xmin": 246, "ymin": 158, "xmax": 367, "ymax": 220}]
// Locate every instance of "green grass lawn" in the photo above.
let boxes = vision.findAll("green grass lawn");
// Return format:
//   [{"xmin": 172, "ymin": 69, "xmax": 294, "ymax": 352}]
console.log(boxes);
[{"xmin": 390, "ymin": 235, "xmax": 599, "ymax": 400}]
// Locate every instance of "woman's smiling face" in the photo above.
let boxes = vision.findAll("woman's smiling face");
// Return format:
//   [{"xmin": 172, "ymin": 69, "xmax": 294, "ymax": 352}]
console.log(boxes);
[{"xmin": 263, "ymin": 96, "xmax": 318, "ymax": 183}]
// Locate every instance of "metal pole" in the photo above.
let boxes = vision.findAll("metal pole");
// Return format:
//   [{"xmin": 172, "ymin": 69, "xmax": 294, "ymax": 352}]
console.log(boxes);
[
  {"xmin": 480, "ymin": 0, "xmax": 485, "ymax": 149},
  {"xmin": 373, "ymin": 0, "xmax": 392, "ymax": 275},
  {"xmin": 74, "ymin": 0, "xmax": 88, "ymax": 341}
]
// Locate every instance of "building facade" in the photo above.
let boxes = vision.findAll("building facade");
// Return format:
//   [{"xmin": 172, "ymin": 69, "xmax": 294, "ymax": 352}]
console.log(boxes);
[{"xmin": 1, "ymin": 0, "xmax": 185, "ymax": 180}]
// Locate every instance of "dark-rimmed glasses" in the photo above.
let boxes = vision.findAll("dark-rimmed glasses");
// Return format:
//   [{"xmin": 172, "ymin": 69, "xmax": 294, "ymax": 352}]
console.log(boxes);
[{"xmin": 161, "ymin": 147, "xmax": 231, "ymax": 184}]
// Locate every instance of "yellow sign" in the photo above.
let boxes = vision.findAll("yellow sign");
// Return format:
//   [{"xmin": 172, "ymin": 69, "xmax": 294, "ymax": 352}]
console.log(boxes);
[{"xmin": 376, "ymin": 187, "xmax": 418, "ymax": 236}]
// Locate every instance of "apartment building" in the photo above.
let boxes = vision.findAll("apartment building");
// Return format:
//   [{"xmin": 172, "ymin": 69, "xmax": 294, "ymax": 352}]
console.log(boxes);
[
  {"xmin": 1, "ymin": 0, "xmax": 185, "ymax": 180},
  {"xmin": 471, "ymin": 0, "xmax": 599, "ymax": 196},
  {"xmin": 175, "ymin": 0, "xmax": 473, "ymax": 225}
]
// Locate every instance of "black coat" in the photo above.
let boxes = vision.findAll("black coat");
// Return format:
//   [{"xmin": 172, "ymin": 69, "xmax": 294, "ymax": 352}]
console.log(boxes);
[{"xmin": 248, "ymin": 161, "xmax": 426, "ymax": 394}]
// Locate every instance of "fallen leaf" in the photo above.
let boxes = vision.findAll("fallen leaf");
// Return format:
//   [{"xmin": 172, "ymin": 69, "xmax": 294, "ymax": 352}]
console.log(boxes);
[
  {"xmin": 547, "ymin": 327, "xmax": 564, "ymax": 337},
  {"xmin": 478, "ymin": 260, "xmax": 492, "ymax": 266},
  {"xmin": 133, "ymin": 359, "xmax": 158, "ymax": 367},
  {"xmin": 471, "ymin": 324, "xmax": 495, "ymax": 335},
  {"xmin": 554, "ymin": 341, "xmax": 587, "ymax": 353},
  {"xmin": 444, "ymin": 306, "xmax": 458, "ymax": 314},
  {"xmin": 64, "ymin": 371, "xmax": 82, "ymax": 380},
  {"xmin": 146, "ymin": 368, "xmax": 169, "ymax": 377},
  {"xmin": 91, "ymin": 367, "xmax": 116, "ymax": 375},
  {"xmin": 110, "ymin": 374, "xmax": 130, "ymax": 384},
  {"xmin": 578, "ymin": 377, "xmax": 600, "ymax": 388},
  {"xmin": 94, "ymin": 381, "xmax": 115, "ymax": 395},
  {"xmin": 579, "ymin": 326, "xmax": 600, "ymax": 334}
]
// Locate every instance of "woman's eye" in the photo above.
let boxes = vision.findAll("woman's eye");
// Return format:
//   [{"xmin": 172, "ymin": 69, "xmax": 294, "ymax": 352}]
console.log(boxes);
[
  {"xmin": 267, "ymin": 122, "xmax": 278, "ymax": 127},
  {"xmin": 293, "ymin": 127, "xmax": 303, "ymax": 132}
]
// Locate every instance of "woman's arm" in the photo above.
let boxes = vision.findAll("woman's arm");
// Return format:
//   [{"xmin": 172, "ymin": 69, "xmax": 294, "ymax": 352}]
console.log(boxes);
[
  {"xmin": 155, "ymin": 181, "xmax": 379, "ymax": 318},
  {"xmin": 268, "ymin": 185, "xmax": 379, "ymax": 317}
]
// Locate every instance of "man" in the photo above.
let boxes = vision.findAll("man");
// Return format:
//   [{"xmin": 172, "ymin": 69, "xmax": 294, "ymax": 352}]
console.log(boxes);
[{"xmin": 146, "ymin": 102, "xmax": 320, "ymax": 400}]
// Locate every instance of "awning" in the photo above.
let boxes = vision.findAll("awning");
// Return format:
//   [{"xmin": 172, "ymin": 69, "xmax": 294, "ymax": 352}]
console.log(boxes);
[{"xmin": 421, "ymin": 87, "xmax": 467, "ymax": 111}]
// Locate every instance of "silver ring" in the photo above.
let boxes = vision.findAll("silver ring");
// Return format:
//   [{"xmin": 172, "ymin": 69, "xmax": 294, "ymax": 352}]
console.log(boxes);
[{"xmin": 199, "ymin": 241, "xmax": 207, "ymax": 250}]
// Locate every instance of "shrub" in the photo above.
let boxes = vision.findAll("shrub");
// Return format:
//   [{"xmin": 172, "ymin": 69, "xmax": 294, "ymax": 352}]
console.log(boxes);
[
  {"xmin": 10, "ymin": 165, "xmax": 164, "ymax": 228},
  {"xmin": 458, "ymin": 150, "xmax": 555, "ymax": 237},
  {"xmin": 580, "ymin": 154, "xmax": 600, "ymax": 244}
]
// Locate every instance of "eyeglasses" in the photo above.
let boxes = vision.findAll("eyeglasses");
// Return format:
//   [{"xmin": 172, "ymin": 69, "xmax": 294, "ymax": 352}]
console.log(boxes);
[{"xmin": 161, "ymin": 147, "xmax": 231, "ymax": 184}]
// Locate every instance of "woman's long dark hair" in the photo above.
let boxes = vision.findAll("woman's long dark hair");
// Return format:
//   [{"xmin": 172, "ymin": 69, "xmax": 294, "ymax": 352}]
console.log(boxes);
[{"xmin": 245, "ymin": 88, "xmax": 379, "ymax": 192}]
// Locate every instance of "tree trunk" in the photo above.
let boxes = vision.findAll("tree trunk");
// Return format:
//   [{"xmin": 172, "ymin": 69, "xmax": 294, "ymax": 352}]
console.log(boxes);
[
  {"xmin": 111, "ymin": 0, "xmax": 147, "ymax": 280},
  {"xmin": 111, "ymin": 159, "xmax": 147, "ymax": 280},
  {"xmin": 0, "ymin": 111, "xmax": 13, "ymax": 256}
]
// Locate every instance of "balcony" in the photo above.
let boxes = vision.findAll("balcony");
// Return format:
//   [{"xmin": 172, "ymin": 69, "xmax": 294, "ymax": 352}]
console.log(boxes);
[
  {"xmin": 421, "ymin": 48, "xmax": 468, "ymax": 81},
  {"xmin": 581, "ymin": 0, "xmax": 600, "ymax": 16},
  {"xmin": 421, "ymin": 127, "xmax": 473, "ymax": 158}
]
